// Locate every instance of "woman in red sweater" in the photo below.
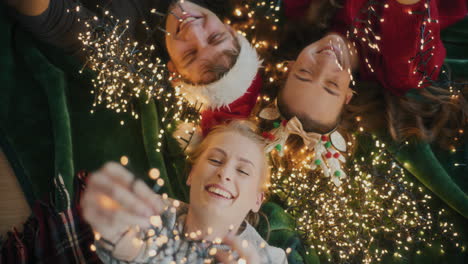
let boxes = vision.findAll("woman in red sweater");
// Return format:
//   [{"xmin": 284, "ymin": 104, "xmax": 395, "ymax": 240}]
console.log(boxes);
[{"xmin": 277, "ymin": 0, "xmax": 468, "ymax": 143}]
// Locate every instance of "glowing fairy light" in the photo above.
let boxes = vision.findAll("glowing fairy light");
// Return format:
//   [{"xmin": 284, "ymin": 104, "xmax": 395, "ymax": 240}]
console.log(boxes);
[
  {"xmin": 75, "ymin": 2, "xmax": 205, "ymax": 156},
  {"xmin": 87, "ymin": 164, "xmax": 286, "ymax": 261},
  {"xmin": 77, "ymin": 8, "xmax": 168, "ymax": 118},
  {"xmin": 88, "ymin": 165, "xmax": 284, "ymax": 261},
  {"xmin": 268, "ymin": 130, "xmax": 463, "ymax": 263}
]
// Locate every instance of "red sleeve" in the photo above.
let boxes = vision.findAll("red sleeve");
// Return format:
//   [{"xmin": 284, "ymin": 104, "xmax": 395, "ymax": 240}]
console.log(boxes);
[
  {"xmin": 435, "ymin": 0, "xmax": 468, "ymax": 29},
  {"xmin": 331, "ymin": 0, "xmax": 465, "ymax": 96},
  {"xmin": 200, "ymin": 74, "xmax": 263, "ymax": 136},
  {"xmin": 377, "ymin": 0, "xmax": 446, "ymax": 95},
  {"xmin": 331, "ymin": 0, "xmax": 367, "ymax": 35},
  {"xmin": 283, "ymin": 0, "xmax": 313, "ymax": 19}
]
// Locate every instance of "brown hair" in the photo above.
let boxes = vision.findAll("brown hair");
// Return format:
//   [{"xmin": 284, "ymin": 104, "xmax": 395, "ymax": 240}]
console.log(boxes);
[
  {"xmin": 347, "ymin": 78, "xmax": 468, "ymax": 147},
  {"xmin": 186, "ymin": 120, "xmax": 271, "ymax": 227},
  {"xmin": 303, "ymin": 0, "xmax": 344, "ymax": 30},
  {"xmin": 274, "ymin": 0, "xmax": 344, "ymax": 62}
]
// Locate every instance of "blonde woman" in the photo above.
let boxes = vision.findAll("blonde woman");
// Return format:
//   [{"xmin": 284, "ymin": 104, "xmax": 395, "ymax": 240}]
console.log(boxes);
[{"xmin": 81, "ymin": 120, "xmax": 287, "ymax": 263}]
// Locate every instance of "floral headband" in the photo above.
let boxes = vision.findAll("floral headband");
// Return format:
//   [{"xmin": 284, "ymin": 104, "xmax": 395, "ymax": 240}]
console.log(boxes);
[{"xmin": 259, "ymin": 99, "xmax": 348, "ymax": 187}]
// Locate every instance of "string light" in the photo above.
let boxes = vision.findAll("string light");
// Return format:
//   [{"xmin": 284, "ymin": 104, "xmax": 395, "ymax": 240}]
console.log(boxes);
[
  {"xmin": 269, "ymin": 130, "xmax": 463, "ymax": 263},
  {"xmin": 75, "ymin": 2, "xmax": 204, "ymax": 154},
  {"xmin": 77, "ymin": 11, "xmax": 168, "ymax": 118},
  {"xmin": 90, "ymin": 169, "xmax": 281, "ymax": 262}
]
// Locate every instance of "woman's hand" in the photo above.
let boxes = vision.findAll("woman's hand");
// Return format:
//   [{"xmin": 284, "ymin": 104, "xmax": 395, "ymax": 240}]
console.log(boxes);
[
  {"xmin": 81, "ymin": 162, "xmax": 164, "ymax": 260},
  {"xmin": 215, "ymin": 233, "xmax": 261, "ymax": 264}
]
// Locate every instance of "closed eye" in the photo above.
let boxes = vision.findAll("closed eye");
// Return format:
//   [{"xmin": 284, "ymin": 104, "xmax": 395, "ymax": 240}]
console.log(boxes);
[
  {"xmin": 294, "ymin": 73, "xmax": 313, "ymax": 83},
  {"xmin": 208, "ymin": 32, "xmax": 226, "ymax": 45},
  {"xmin": 328, "ymin": 81, "xmax": 339, "ymax": 88},
  {"xmin": 208, "ymin": 158, "xmax": 222, "ymax": 165},
  {"xmin": 294, "ymin": 68, "xmax": 314, "ymax": 83},
  {"xmin": 237, "ymin": 168, "xmax": 249, "ymax": 176},
  {"xmin": 325, "ymin": 80, "xmax": 340, "ymax": 96},
  {"xmin": 183, "ymin": 49, "xmax": 197, "ymax": 67},
  {"xmin": 323, "ymin": 86, "xmax": 339, "ymax": 96}
]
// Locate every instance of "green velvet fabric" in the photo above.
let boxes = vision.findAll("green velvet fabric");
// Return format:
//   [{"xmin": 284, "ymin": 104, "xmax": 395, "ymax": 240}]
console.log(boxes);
[
  {"xmin": 0, "ymin": 7, "xmax": 73, "ymax": 209},
  {"xmin": 389, "ymin": 142, "xmax": 468, "ymax": 218},
  {"xmin": 258, "ymin": 202, "xmax": 320, "ymax": 264},
  {"xmin": 385, "ymin": 140, "xmax": 468, "ymax": 264},
  {"xmin": 441, "ymin": 18, "xmax": 468, "ymax": 77}
]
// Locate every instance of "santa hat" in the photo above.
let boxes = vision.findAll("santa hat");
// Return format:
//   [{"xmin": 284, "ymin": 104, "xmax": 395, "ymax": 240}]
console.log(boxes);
[
  {"xmin": 175, "ymin": 32, "xmax": 262, "ymax": 110},
  {"xmin": 174, "ymin": 73, "xmax": 263, "ymax": 152}
]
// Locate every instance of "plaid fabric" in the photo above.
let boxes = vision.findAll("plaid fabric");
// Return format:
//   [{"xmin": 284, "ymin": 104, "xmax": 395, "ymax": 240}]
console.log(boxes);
[{"xmin": 0, "ymin": 172, "xmax": 102, "ymax": 264}]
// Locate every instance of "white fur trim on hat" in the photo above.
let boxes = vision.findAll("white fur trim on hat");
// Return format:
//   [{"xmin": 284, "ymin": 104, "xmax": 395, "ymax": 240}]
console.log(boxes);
[{"xmin": 176, "ymin": 32, "xmax": 262, "ymax": 110}]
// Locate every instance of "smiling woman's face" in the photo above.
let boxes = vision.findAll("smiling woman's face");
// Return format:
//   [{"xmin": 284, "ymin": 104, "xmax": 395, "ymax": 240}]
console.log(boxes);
[
  {"xmin": 281, "ymin": 34, "xmax": 354, "ymax": 132},
  {"xmin": 187, "ymin": 131, "xmax": 265, "ymax": 228},
  {"xmin": 165, "ymin": 1, "xmax": 237, "ymax": 84}
]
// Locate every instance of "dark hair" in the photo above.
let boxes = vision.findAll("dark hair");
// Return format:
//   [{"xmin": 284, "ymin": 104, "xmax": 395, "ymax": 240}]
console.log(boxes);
[
  {"xmin": 273, "ymin": 0, "xmax": 344, "ymax": 62},
  {"xmin": 304, "ymin": 0, "xmax": 344, "ymax": 29},
  {"xmin": 347, "ymin": 75, "xmax": 468, "ymax": 147}
]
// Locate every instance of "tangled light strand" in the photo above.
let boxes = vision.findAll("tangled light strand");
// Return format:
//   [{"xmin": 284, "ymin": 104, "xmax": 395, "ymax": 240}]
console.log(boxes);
[
  {"xmin": 74, "ymin": 2, "xmax": 204, "ymax": 150},
  {"xmin": 77, "ymin": 9, "xmax": 168, "ymax": 119}
]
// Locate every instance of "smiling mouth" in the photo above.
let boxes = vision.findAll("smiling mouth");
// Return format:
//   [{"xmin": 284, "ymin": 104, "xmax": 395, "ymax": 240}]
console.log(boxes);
[
  {"xmin": 177, "ymin": 14, "xmax": 202, "ymax": 33},
  {"xmin": 205, "ymin": 184, "xmax": 234, "ymax": 200},
  {"xmin": 318, "ymin": 45, "xmax": 344, "ymax": 69}
]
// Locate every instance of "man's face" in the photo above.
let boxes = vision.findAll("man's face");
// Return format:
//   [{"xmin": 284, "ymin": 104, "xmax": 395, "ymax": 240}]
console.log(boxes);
[
  {"xmin": 281, "ymin": 34, "xmax": 354, "ymax": 130},
  {"xmin": 165, "ymin": 1, "xmax": 237, "ymax": 84},
  {"xmin": 187, "ymin": 131, "xmax": 264, "ymax": 228}
]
